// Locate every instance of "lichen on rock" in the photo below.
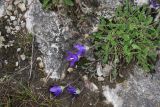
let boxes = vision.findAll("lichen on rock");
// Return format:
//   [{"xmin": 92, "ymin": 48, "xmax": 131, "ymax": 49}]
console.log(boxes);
[
  {"xmin": 0, "ymin": 0, "xmax": 5, "ymax": 18},
  {"xmin": 103, "ymin": 66, "xmax": 160, "ymax": 107},
  {"xmin": 25, "ymin": 0, "xmax": 75, "ymax": 79}
]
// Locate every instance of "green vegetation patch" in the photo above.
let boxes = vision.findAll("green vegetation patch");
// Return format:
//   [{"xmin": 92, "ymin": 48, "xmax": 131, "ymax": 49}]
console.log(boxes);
[{"xmin": 92, "ymin": 1, "xmax": 160, "ymax": 72}]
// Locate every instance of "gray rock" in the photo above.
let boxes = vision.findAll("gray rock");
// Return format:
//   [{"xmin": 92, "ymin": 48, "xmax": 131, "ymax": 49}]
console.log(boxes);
[
  {"xmin": 18, "ymin": 3, "xmax": 26, "ymax": 12},
  {"xmin": 14, "ymin": 0, "xmax": 21, "ymax": 6},
  {"xmin": 97, "ymin": 76, "xmax": 105, "ymax": 81},
  {"xmin": 14, "ymin": 10, "xmax": 18, "ymax": 15},
  {"xmin": 102, "ymin": 63, "xmax": 113, "ymax": 77},
  {"xmin": 5, "ymin": 26, "xmax": 11, "ymax": 33},
  {"xmin": 96, "ymin": 0, "xmax": 123, "ymax": 19},
  {"xmin": 4, "ymin": 16, "xmax": 8, "ymax": 19},
  {"xmin": 0, "ymin": 0, "xmax": 5, "ymax": 17},
  {"xmin": 25, "ymin": 0, "xmax": 73, "ymax": 79},
  {"xmin": 10, "ymin": 16, "xmax": 16, "ymax": 21},
  {"xmin": 20, "ymin": 54, "xmax": 26, "ymax": 61},
  {"xmin": 18, "ymin": 14, "xmax": 23, "ymax": 18},
  {"xmin": 6, "ymin": 10, "xmax": 12, "ymax": 16},
  {"xmin": 7, "ymin": 5, "xmax": 14, "ymax": 11},
  {"xmin": 103, "ymin": 66, "xmax": 160, "ymax": 107},
  {"xmin": 78, "ymin": 0, "xmax": 123, "ymax": 19},
  {"xmin": 15, "ymin": 26, "xmax": 21, "ymax": 31},
  {"xmin": 13, "ymin": 20, "xmax": 18, "ymax": 26}
]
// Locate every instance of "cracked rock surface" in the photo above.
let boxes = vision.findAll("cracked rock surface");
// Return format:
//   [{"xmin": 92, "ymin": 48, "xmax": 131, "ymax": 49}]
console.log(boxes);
[
  {"xmin": 25, "ymin": 0, "xmax": 75, "ymax": 79},
  {"xmin": 103, "ymin": 66, "xmax": 160, "ymax": 107}
]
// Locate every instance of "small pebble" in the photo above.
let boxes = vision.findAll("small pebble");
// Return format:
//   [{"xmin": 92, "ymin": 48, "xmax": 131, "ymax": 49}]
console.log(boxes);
[
  {"xmin": 11, "ymin": 31, "xmax": 16, "ymax": 35},
  {"xmin": 83, "ymin": 75, "xmax": 88, "ymax": 81},
  {"xmin": 84, "ymin": 34, "xmax": 89, "ymax": 38},
  {"xmin": 15, "ymin": 26, "xmax": 20, "ymax": 31},
  {"xmin": 38, "ymin": 61, "xmax": 44, "ymax": 69},
  {"xmin": 14, "ymin": 10, "xmax": 18, "ymax": 15},
  {"xmin": 37, "ymin": 57, "xmax": 42, "ymax": 61},
  {"xmin": 17, "ymin": 48, "xmax": 21, "ymax": 52},
  {"xmin": 19, "ymin": 14, "xmax": 22, "ymax": 18},
  {"xmin": 4, "ymin": 60, "xmax": 8, "ymax": 65},
  {"xmin": 16, "ymin": 61, "xmax": 19, "ymax": 66},
  {"xmin": 7, "ymin": 19, "xmax": 10, "ymax": 22},
  {"xmin": 7, "ymin": 5, "xmax": 13, "ymax": 11},
  {"xmin": 13, "ymin": 21, "xmax": 18, "ymax": 26},
  {"xmin": 6, "ymin": 10, "xmax": 12, "ymax": 16},
  {"xmin": 6, "ymin": 27, "xmax": 11, "ymax": 33},
  {"xmin": 97, "ymin": 76, "xmax": 105, "ymax": 81},
  {"xmin": 5, "ymin": 26, "xmax": 8, "ymax": 29},
  {"xmin": 18, "ymin": 3, "xmax": 26, "ymax": 12},
  {"xmin": 20, "ymin": 54, "xmax": 26, "ymax": 61},
  {"xmin": 14, "ymin": 0, "xmax": 21, "ymax": 5},
  {"xmin": 67, "ymin": 68, "xmax": 74, "ymax": 72},
  {"xmin": 10, "ymin": 16, "xmax": 16, "ymax": 21},
  {"xmin": 4, "ymin": 16, "xmax": 8, "ymax": 19}
]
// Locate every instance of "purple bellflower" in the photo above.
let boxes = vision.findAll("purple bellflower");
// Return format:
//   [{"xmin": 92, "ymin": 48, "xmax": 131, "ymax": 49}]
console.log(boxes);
[
  {"xmin": 74, "ymin": 44, "xmax": 87, "ymax": 56},
  {"xmin": 49, "ymin": 85, "xmax": 64, "ymax": 96},
  {"xmin": 150, "ymin": 0, "xmax": 160, "ymax": 9},
  {"xmin": 66, "ymin": 51, "xmax": 79, "ymax": 67},
  {"xmin": 67, "ymin": 86, "xmax": 80, "ymax": 96}
]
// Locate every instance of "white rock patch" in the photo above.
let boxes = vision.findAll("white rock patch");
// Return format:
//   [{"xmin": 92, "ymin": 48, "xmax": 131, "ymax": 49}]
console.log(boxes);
[
  {"xmin": 134, "ymin": 0, "xmax": 149, "ymax": 6},
  {"xmin": 103, "ymin": 85, "xmax": 123, "ymax": 107},
  {"xmin": 0, "ymin": 3, "xmax": 5, "ymax": 18}
]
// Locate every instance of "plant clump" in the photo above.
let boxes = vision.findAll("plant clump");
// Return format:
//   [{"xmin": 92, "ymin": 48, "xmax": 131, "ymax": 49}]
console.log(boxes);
[{"xmin": 92, "ymin": 1, "xmax": 160, "ymax": 72}]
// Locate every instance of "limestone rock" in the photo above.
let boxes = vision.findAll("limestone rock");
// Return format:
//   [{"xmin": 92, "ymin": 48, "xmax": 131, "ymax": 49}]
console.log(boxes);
[
  {"xmin": 0, "ymin": 0, "xmax": 5, "ymax": 17},
  {"xmin": 25, "ymin": 0, "xmax": 73, "ymax": 79},
  {"xmin": 103, "ymin": 66, "xmax": 160, "ymax": 107},
  {"xmin": 18, "ymin": 3, "xmax": 26, "ymax": 12}
]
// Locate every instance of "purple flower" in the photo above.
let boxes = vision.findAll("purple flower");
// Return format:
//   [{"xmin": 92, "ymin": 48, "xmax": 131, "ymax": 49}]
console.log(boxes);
[
  {"xmin": 74, "ymin": 44, "xmax": 87, "ymax": 56},
  {"xmin": 150, "ymin": 0, "xmax": 160, "ymax": 9},
  {"xmin": 66, "ymin": 51, "xmax": 79, "ymax": 67},
  {"xmin": 67, "ymin": 86, "xmax": 80, "ymax": 96},
  {"xmin": 49, "ymin": 85, "xmax": 64, "ymax": 96}
]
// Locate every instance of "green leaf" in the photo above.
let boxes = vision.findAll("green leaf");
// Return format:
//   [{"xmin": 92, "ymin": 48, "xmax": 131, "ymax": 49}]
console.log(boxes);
[
  {"xmin": 102, "ymin": 43, "xmax": 110, "ymax": 63},
  {"xmin": 98, "ymin": 18, "xmax": 107, "ymax": 31},
  {"xmin": 42, "ymin": 0, "xmax": 50, "ymax": 9},
  {"xmin": 131, "ymin": 44, "xmax": 141, "ymax": 50},
  {"xmin": 123, "ymin": 34, "xmax": 130, "ymax": 41},
  {"xmin": 63, "ymin": 0, "xmax": 74, "ymax": 6},
  {"xmin": 129, "ymin": 23, "xmax": 137, "ymax": 31},
  {"xmin": 145, "ymin": 16, "xmax": 153, "ymax": 25}
]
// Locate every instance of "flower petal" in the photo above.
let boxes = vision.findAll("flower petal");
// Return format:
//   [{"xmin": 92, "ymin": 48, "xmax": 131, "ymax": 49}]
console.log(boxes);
[
  {"xmin": 66, "ymin": 51, "xmax": 79, "ymax": 67},
  {"xmin": 74, "ymin": 44, "xmax": 86, "ymax": 56},
  {"xmin": 67, "ymin": 86, "xmax": 80, "ymax": 95},
  {"xmin": 49, "ymin": 85, "xmax": 64, "ymax": 96},
  {"xmin": 150, "ymin": 0, "xmax": 160, "ymax": 9}
]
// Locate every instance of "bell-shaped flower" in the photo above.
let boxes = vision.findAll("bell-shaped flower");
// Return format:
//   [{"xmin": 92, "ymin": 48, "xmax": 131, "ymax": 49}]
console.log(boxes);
[
  {"xmin": 66, "ymin": 51, "xmax": 79, "ymax": 67},
  {"xmin": 74, "ymin": 44, "xmax": 88, "ymax": 56},
  {"xmin": 150, "ymin": 0, "xmax": 160, "ymax": 9},
  {"xmin": 49, "ymin": 85, "xmax": 64, "ymax": 96},
  {"xmin": 67, "ymin": 86, "xmax": 81, "ymax": 96}
]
